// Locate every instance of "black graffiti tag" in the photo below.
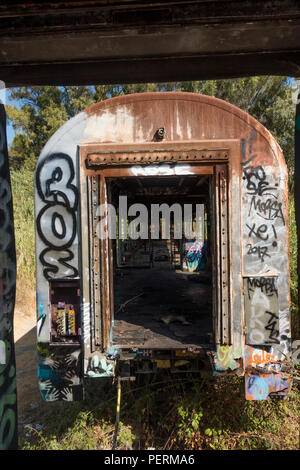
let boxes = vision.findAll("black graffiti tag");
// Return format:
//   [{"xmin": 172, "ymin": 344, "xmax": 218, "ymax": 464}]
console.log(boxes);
[
  {"xmin": 243, "ymin": 165, "xmax": 277, "ymax": 196},
  {"xmin": 246, "ymin": 223, "xmax": 269, "ymax": 241},
  {"xmin": 246, "ymin": 244, "xmax": 270, "ymax": 263},
  {"xmin": 36, "ymin": 153, "xmax": 78, "ymax": 280},
  {"xmin": 246, "ymin": 276, "xmax": 278, "ymax": 298},
  {"xmin": 265, "ymin": 311, "xmax": 280, "ymax": 344},
  {"xmin": 248, "ymin": 196, "xmax": 285, "ymax": 225}
]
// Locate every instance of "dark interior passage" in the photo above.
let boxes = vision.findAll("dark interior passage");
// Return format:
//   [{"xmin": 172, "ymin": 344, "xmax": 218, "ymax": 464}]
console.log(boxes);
[{"xmin": 109, "ymin": 174, "xmax": 213, "ymax": 349}]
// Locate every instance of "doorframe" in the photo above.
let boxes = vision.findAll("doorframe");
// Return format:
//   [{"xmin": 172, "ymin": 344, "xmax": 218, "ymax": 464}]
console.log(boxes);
[{"xmin": 79, "ymin": 139, "xmax": 242, "ymax": 352}]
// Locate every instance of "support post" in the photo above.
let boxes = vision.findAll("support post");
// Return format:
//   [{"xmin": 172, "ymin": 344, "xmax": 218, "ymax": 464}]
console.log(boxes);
[{"xmin": 0, "ymin": 103, "xmax": 18, "ymax": 450}]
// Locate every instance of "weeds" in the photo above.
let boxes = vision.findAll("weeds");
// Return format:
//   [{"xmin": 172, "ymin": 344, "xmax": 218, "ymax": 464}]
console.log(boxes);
[{"xmin": 19, "ymin": 373, "xmax": 300, "ymax": 450}]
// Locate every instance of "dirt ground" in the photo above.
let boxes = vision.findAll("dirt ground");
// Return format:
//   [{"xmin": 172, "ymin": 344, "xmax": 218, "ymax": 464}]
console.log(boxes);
[
  {"xmin": 13, "ymin": 289, "xmax": 46, "ymax": 438},
  {"xmin": 113, "ymin": 266, "xmax": 213, "ymax": 348}
]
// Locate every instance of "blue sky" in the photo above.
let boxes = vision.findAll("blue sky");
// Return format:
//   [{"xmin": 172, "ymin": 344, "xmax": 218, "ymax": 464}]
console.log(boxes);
[{"xmin": 0, "ymin": 87, "xmax": 17, "ymax": 144}]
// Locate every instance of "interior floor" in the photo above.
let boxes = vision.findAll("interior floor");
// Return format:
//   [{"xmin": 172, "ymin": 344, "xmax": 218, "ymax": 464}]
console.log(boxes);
[{"xmin": 112, "ymin": 265, "xmax": 213, "ymax": 349}]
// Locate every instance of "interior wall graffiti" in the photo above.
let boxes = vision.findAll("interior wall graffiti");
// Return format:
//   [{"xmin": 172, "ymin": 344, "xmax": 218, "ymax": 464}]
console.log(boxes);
[
  {"xmin": 0, "ymin": 104, "xmax": 17, "ymax": 449},
  {"xmin": 182, "ymin": 240, "xmax": 207, "ymax": 272}
]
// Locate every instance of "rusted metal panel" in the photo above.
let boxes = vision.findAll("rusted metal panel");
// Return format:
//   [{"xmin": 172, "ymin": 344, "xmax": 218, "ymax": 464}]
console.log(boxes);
[
  {"xmin": 211, "ymin": 163, "xmax": 232, "ymax": 346},
  {"xmin": 99, "ymin": 174, "xmax": 113, "ymax": 350},
  {"xmin": 89, "ymin": 174, "xmax": 101, "ymax": 349},
  {"xmin": 86, "ymin": 147, "xmax": 229, "ymax": 167},
  {"xmin": 215, "ymin": 164, "xmax": 230, "ymax": 344}
]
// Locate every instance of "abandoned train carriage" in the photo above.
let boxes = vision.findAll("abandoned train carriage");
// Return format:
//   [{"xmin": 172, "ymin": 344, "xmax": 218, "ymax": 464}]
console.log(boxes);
[{"xmin": 34, "ymin": 92, "xmax": 292, "ymax": 401}]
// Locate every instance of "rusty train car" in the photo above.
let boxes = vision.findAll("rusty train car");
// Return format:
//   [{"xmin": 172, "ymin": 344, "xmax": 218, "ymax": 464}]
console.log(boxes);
[{"xmin": 34, "ymin": 92, "xmax": 292, "ymax": 401}]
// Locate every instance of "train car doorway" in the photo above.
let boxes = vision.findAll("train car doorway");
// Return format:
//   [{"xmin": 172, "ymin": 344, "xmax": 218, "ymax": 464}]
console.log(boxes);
[{"xmin": 79, "ymin": 143, "xmax": 231, "ymax": 352}]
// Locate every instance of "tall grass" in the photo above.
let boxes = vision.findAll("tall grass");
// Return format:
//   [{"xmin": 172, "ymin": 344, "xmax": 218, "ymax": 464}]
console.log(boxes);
[
  {"xmin": 289, "ymin": 199, "xmax": 299, "ymax": 338},
  {"xmin": 22, "ymin": 373, "xmax": 300, "ymax": 450},
  {"xmin": 10, "ymin": 168, "xmax": 299, "ymax": 335},
  {"xmin": 11, "ymin": 168, "xmax": 36, "ymax": 299}
]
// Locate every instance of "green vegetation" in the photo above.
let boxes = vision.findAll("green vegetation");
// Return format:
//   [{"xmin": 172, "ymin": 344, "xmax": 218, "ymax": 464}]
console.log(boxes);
[
  {"xmin": 21, "ymin": 374, "xmax": 300, "ymax": 450},
  {"xmin": 8, "ymin": 78, "xmax": 299, "ymax": 450},
  {"xmin": 7, "ymin": 77, "xmax": 295, "ymax": 189},
  {"xmin": 11, "ymin": 167, "xmax": 35, "ymax": 285}
]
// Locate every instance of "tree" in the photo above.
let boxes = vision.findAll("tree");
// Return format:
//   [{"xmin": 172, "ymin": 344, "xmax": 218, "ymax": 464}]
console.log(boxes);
[
  {"xmin": 178, "ymin": 77, "xmax": 295, "ymax": 187},
  {"xmin": 6, "ymin": 78, "xmax": 295, "ymax": 188}
]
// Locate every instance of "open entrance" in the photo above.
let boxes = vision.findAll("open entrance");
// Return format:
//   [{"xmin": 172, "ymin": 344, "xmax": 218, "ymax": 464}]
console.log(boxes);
[
  {"xmin": 80, "ymin": 143, "xmax": 231, "ymax": 352},
  {"xmin": 108, "ymin": 175, "xmax": 213, "ymax": 349}
]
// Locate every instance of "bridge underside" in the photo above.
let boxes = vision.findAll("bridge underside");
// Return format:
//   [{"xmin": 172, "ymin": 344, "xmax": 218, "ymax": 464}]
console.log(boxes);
[{"xmin": 1, "ymin": 0, "xmax": 300, "ymax": 86}]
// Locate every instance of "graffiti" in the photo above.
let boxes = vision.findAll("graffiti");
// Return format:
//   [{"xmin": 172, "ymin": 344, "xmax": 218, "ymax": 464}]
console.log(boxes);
[
  {"xmin": 86, "ymin": 353, "xmax": 114, "ymax": 378},
  {"xmin": 246, "ymin": 276, "xmax": 278, "ymax": 297},
  {"xmin": 0, "ymin": 342, "xmax": 17, "ymax": 448},
  {"xmin": 38, "ymin": 344, "xmax": 83, "ymax": 401},
  {"xmin": 182, "ymin": 240, "xmax": 207, "ymax": 272},
  {"xmin": 246, "ymin": 222, "xmax": 278, "ymax": 242},
  {"xmin": 241, "ymin": 129, "xmax": 290, "ymax": 373},
  {"xmin": 242, "ymin": 165, "xmax": 277, "ymax": 197},
  {"xmin": 248, "ymin": 196, "xmax": 285, "ymax": 224},
  {"xmin": 241, "ymin": 130, "xmax": 285, "ymax": 270},
  {"xmin": 36, "ymin": 153, "xmax": 78, "ymax": 280},
  {"xmin": 245, "ymin": 346, "xmax": 276, "ymax": 367},
  {"xmin": 35, "ymin": 154, "xmax": 83, "ymax": 402},
  {"xmin": 246, "ymin": 244, "xmax": 270, "ymax": 263},
  {"xmin": 213, "ymin": 345, "xmax": 243, "ymax": 374},
  {"xmin": 245, "ymin": 372, "xmax": 292, "ymax": 400},
  {"xmin": 244, "ymin": 277, "xmax": 279, "ymax": 345},
  {"xmin": 37, "ymin": 301, "xmax": 47, "ymax": 337},
  {"xmin": 0, "ymin": 104, "xmax": 17, "ymax": 449}
]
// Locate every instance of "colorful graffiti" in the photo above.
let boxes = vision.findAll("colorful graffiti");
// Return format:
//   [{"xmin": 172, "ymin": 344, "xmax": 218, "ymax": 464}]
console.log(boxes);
[
  {"xmin": 0, "ymin": 104, "xmax": 17, "ymax": 449},
  {"xmin": 182, "ymin": 240, "xmax": 207, "ymax": 272},
  {"xmin": 245, "ymin": 372, "xmax": 292, "ymax": 400},
  {"xmin": 244, "ymin": 346, "xmax": 276, "ymax": 367},
  {"xmin": 38, "ymin": 344, "xmax": 83, "ymax": 401},
  {"xmin": 213, "ymin": 345, "xmax": 243, "ymax": 375}
]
